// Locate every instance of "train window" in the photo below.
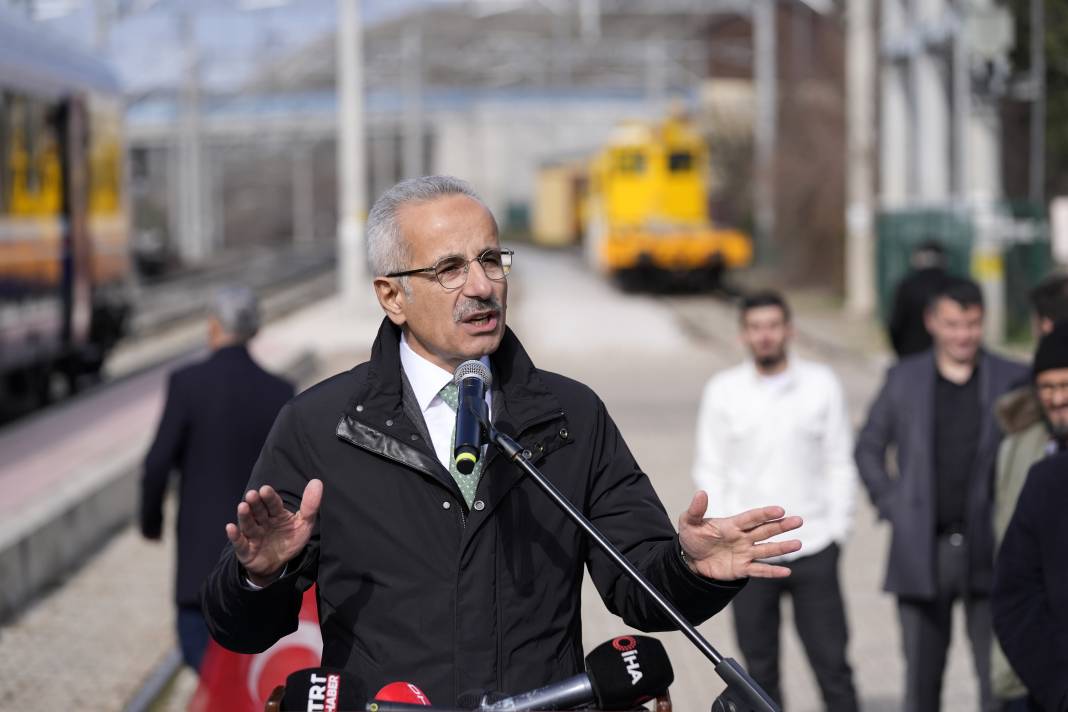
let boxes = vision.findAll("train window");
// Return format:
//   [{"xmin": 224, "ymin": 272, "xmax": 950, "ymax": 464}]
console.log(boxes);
[
  {"xmin": 615, "ymin": 151, "xmax": 646, "ymax": 174},
  {"xmin": 668, "ymin": 151, "xmax": 693, "ymax": 173}
]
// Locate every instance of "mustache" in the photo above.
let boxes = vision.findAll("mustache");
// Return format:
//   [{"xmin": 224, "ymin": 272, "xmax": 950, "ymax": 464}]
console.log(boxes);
[{"xmin": 454, "ymin": 296, "xmax": 502, "ymax": 323}]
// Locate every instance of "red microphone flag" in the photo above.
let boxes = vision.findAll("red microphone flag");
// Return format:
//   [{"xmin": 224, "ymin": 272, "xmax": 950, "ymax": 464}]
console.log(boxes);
[{"xmin": 188, "ymin": 586, "xmax": 322, "ymax": 711}]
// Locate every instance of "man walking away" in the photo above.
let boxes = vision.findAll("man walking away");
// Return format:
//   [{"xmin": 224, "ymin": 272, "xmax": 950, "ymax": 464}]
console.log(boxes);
[
  {"xmin": 140, "ymin": 286, "xmax": 294, "ymax": 672},
  {"xmin": 856, "ymin": 277, "xmax": 1027, "ymax": 712},
  {"xmin": 888, "ymin": 239, "xmax": 950, "ymax": 358},
  {"xmin": 693, "ymin": 290, "xmax": 859, "ymax": 711}
]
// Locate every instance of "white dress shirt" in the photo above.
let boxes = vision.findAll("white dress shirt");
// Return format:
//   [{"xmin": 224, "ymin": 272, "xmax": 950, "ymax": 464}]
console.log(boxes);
[
  {"xmin": 399, "ymin": 333, "xmax": 491, "ymax": 470},
  {"xmin": 691, "ymin": 357, "xmax": 857, "ymax": 562}
]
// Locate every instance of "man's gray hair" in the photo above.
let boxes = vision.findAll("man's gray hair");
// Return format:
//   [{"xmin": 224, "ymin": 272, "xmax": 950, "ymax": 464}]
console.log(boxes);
[
  {"xmin": 211, "ymin": 285, "xmax": 260, "ymax": 342},
  {"xmin": 366, "ymin": 175, "xmax": 495, "ymax": 277}
]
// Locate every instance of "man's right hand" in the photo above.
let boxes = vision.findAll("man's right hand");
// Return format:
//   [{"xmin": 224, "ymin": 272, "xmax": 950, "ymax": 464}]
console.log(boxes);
[{"xmin": 225, "ymin": 479, "xmax": 323, "ymax": 587}]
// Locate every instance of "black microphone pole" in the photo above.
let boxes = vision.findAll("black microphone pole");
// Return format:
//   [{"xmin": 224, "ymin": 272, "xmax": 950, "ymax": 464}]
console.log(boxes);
[{"xmin": 471, "ymin": 402, "xmax": 779, "ymax": 712}]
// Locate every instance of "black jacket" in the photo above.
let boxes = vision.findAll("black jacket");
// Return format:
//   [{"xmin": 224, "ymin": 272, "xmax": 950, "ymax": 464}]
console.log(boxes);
[
  {"xmin": 855, "ymin": 349, "xmax": 1027, "ymax": 599},
  {"xmin": 201, "ymin": 319, "xmax": 743, "ymax": 704},
  {"xmin": 141, "ymin": 345, "xmax": 294, "ymax": 606},
  {"xmin": 992, "ymin": 454, "xmax": 1068, "ymax": 712}
]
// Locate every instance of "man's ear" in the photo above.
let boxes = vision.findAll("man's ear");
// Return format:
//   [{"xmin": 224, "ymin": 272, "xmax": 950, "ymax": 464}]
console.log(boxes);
[{"xmin": 374, "ymin": 277, "xmax": 408, "ymax": 326}]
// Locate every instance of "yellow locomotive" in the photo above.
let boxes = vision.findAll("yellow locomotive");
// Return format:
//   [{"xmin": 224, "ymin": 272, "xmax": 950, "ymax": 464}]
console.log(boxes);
[{"xmin": 533, "ymin": 115, "xmax": 751, "ymax": 290}]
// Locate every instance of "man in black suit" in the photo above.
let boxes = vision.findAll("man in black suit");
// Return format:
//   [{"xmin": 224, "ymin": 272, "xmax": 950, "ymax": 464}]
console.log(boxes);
[
  {"xmin": 140, "ymin": 286, "xmax": 294, "ymax": 672},
  {"xmin": 856, "ymin": 277, "xmax": 1027, "ymax": 712}
]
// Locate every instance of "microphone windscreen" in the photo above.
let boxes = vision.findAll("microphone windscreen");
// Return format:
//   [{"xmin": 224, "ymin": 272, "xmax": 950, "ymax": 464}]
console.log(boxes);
[
  {"xmin": 374, "ymin": 681, "xmax": 432, "ymax": 705},
  {"xmin": 584, "ymin": 635, "xmax": 674, "ymax": 710},
  {"xmin": 453, "ymin": 359, "xmax": 492, "ymax": 387},
  {"xmin": 280, "ymin": 667, "xmax": 364, "ymax": 711}
]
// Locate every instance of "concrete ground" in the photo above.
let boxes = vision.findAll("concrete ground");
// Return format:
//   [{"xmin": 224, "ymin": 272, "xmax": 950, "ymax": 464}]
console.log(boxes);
[{"xmin": 0, "ymin": 247, "xmax": 991, "ymax": 710}]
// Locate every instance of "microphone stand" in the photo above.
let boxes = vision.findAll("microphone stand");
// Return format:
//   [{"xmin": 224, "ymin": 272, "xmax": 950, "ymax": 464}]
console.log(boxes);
[{"xmin": 472, "ymin": 403, "xmax": 779, "ymax": 712}]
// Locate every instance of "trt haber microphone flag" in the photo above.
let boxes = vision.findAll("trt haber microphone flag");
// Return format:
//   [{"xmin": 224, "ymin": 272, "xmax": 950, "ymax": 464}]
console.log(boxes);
[
  {"xmin": 373, "ymin": 681, "xmax": 432, "ymax": 705},
  {"xmin": 188, "ymin": 586, "xmax": 322, "ymax": 712}
]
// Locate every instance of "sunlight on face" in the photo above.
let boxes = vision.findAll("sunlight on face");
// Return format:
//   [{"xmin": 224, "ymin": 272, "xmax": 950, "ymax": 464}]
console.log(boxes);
[{"xmin": 926, "ymin": 298, "xmax": 983, "ymax": 365}]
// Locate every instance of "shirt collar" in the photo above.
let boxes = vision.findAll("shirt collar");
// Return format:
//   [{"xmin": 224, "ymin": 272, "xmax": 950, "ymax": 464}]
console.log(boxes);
[
  {"xmin": 747, "ymin": 357, "xmax": 797, "ymax": 389},
  {"xmin": 399, "ymin": 332, "xmax": 492, "ymax": 414}
]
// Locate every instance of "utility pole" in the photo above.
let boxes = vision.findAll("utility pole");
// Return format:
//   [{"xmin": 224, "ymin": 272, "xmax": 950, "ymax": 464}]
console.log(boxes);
[
  {"xmin": 579, "ymin": 0, "xmax": 600, "ymax": 41},
  {"xmin": 93, "ymin": 0, "xmax": 113, "ymax": 54},
  {"xmin": 753, "ymin": 0, "xmax": 777, "ymax": 263},
  {"xmin": 846, "ymin": 0, "xmax": 876, "ymax": 314},
  {"xmin": 402, "ymin": 23, "xmax": 423, "ymax": 179},
  {"xmin": 337, "ymin": 0, "xmax": 366, "ymax": 301},
  {"xmin": 177, "ymin": 10, "xmax": 207, "ymax": 264},
  {"xmin": 1029, "ymin": 0, "xmax": 1045, "ymax": 207}
]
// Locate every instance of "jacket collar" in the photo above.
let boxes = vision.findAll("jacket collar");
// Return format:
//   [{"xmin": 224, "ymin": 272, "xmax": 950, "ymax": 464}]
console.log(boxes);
[
  {"xmin": 337, "ymin": 318, "xmax": 571, "ymax": 543},
  {"xmin": 347, "ymin": 317, "xmax": 563, "ymax": 432}
]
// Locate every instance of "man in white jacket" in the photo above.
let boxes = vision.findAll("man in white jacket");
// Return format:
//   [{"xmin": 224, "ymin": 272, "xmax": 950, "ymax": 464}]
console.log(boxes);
[{"xmin": 693, "ymin": 291, "xmax": 859, "ymax": 711}]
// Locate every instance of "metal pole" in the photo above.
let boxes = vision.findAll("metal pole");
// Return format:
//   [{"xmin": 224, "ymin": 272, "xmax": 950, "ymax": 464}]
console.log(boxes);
[
  {"xmin": 846, "ymin": 0, "xmax": 877, "ymax": 315},
  {"xmin": 293, "ymin": 142, "xmax": 316, "ymax": 244},
  {"xmin": 579, "ymin": 0, "xmax": 600, "ymax": 41},
  {"xmin": 402, "ymin": 24, "xmax": 423, "ymax": 179},
  {"xmin": 178, "ymin": 10, "xmax": 205, "ymax": 264},
  {"xmin": 753, "ymin": 0, "xmax": 777, "ymax": 263},
  {"xmin": 644, "ymin": 40, "xmax": 667, "ymax": 110},
  {"xmin": 337, "ymin": 0, "xmax": 367, "ymax": 301},
  {"xmin": 94, "ymin": 0, "xmax": 113, "ymax": 54},
  {"xmin": 1029, "ymin": 0, "xmax": 1046, "ymax": 207}
]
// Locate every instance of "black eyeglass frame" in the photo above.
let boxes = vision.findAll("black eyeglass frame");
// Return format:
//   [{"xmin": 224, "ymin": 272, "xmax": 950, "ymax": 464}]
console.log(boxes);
[{"xmin": 384, "ymin": 248, "xmax": 515, "ymax": 290}]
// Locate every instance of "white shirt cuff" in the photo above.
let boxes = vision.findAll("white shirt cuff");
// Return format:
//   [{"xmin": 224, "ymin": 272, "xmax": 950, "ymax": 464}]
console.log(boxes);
[{"xmin": 244, "ymin": 563, "xmax": 287, "ymax": 590}]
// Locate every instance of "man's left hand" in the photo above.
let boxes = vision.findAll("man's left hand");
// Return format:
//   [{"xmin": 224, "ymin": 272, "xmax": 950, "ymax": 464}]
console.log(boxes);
[{"xmin": 678, "ymin": 491, "xmax": 803, "ymax": 581}]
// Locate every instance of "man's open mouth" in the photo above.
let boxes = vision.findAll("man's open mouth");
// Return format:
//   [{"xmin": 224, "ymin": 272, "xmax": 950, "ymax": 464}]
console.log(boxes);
[{"xmin": 462, "ymin": 310, "xmax": 499, "ymax": 327}]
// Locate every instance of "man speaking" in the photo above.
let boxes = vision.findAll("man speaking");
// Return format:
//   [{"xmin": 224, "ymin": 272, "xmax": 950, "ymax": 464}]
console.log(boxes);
[{"xmin": 201, "ymin": 176, "xmax": 803, "ymax": 705}]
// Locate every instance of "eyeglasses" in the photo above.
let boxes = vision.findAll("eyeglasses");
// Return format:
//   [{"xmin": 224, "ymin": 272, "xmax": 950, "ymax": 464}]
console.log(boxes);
[
  {"xmin": 1037, "ymin": 381, "xmax": 1068, "ymax": 397},
  {"xmin": 385, "ymin": 248, "xmax": 514, "ymax": 290}
]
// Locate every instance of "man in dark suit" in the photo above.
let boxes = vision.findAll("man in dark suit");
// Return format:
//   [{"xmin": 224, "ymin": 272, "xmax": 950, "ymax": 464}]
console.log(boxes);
[
  {"xmin": 140, "ymin": 286, "xmax": 294, "ymax": 672},
  {"xmin": 856, "ymin": 277, "xmax": 1027, "ymax": 712}
]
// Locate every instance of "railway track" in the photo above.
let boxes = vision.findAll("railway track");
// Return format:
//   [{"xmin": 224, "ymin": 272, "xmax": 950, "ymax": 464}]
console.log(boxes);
[{"xmin": 0, "ymin": 242, "xmax": 338, "ymax": 427}]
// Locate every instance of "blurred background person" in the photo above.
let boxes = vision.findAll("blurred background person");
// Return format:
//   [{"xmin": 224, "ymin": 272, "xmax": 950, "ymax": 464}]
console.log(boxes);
[
  {"xmin": 995, "ymin": 272, "xmax": 1068, "ymax": 441},
  {"xmin": 888, "ymin": 239, "xmax": 950, "ymax": 358},
  {"xmin": 1027, "ymin": 273, "xmax": 1068, "ymax": 337},
  {"xmin": 855, "ymin": 277, "xmax": 1027, "ymax": 712},
  {"xmin": 991, "ymin": 450, "xmax": 1068, "ymax": 712},
  {"xmin": 991, "ymin": 281, "xmax": 1068, "ymax": 710},
  {"xmin": 139, "ymin": 286, "xmax": 294, "ymax": 672},
  {"xmin": 693, "ymin": 290, "xmax": 859, "ymax": 712},
  {"xmin": 991, "ymin": 324, "xmax": 1068, "ymax": 711}
]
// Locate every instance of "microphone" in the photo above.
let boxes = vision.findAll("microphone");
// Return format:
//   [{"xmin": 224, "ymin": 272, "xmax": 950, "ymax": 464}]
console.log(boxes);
[
  {"xmin": 279, "ymin": 667, "xmax": 364, "ymax": 712},
  {"xmin": 476, "ymin": 634, "xmax": 673, "ymax": 711},
  {"xmin": 452, "ymin": 360, "xmax": 491, "ymax": 475},
  {"xmin": 374, "ymin": 681, "xmax": 432, "ymax": 706}
]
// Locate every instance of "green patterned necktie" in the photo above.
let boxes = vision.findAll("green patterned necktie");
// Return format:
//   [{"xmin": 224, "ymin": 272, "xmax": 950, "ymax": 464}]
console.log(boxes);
[{"xmin": 438, "ymin": 380, "xmax": 482, "ymax": 508}]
